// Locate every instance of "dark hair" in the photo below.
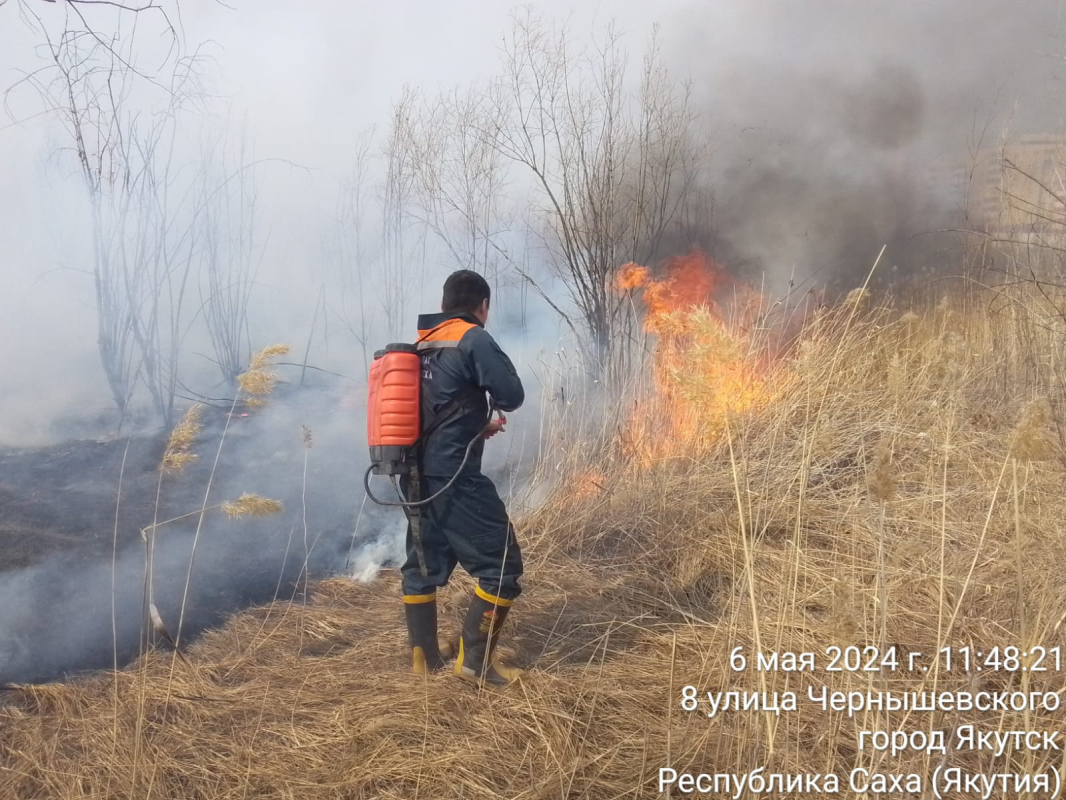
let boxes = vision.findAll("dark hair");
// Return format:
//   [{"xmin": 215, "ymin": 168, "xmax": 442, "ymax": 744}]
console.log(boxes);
[{"xmin": 441, "ymin": 269, "xmax": 491, "ymax": 314}]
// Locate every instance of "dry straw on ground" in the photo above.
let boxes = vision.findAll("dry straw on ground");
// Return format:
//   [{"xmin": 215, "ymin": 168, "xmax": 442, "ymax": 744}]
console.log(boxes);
[{"xmin": 3, "ymin": 288, "xmax": 1066, "ymax": 798}]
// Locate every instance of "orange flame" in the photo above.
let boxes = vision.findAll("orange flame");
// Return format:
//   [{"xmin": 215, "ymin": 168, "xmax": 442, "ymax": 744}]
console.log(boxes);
[
  {"xmin": 618, "ymin": 253, "xmax": 726, "ymax": 331},
  {"xmin": 572, "ymin": 470, "xmax": 607, "ymax": 500},
  {"xmin": 615, "ymin": 250, "xmax": 773, "ymax": 465},
  {"xmin": 615, "ymin": 263, "xmax": 650, "ymax": 292}
]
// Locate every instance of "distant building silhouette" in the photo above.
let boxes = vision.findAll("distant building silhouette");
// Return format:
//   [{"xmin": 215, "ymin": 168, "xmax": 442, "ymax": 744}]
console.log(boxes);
[
  {"xmin": 917, "ymin": 134, "xmax": 1066, "ymax": 239},
  {"xmin": 971, "ymin": 134, "xmax": 1066, "ymax": 236}
]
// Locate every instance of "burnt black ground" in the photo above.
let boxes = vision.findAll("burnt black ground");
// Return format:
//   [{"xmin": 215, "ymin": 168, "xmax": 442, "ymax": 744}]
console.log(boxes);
[
  {"xmin": 0, "ymin": 383, "xmax": 395, "ymax": 684},
  {"xmin": 0, "ymin": 434, "xmax": 169, "ymax": 572}
]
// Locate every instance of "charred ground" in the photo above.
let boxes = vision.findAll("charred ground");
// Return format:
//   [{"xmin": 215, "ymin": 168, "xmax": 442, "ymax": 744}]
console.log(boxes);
[{"xmin": 0, "ymin": 382, "xmax": 377, "ymax": 685}]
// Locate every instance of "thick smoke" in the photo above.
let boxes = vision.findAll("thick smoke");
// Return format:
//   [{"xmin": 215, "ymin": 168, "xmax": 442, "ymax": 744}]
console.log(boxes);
[
  {"xmin": 0, "ymin": 353, "xmax": 546, "ymax": 683},
  {"xmin": 667, "ymin": 0, "xmax": 1066, "ymax": 293},
  {"xmin": 3, "ymin": 0, "xmax": 1065, "ymax": 682}
]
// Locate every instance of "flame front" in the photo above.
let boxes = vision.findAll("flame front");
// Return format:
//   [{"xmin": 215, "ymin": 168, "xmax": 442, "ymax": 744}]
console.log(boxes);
[{"xmin": 616, "ymin": 251, "xmax": 772, "ymax": 464}]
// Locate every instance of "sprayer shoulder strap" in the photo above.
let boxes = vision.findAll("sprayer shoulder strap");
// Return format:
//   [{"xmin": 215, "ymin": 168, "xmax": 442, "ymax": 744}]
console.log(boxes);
[{"xmin": 421, "ymin": 385, "xmax": 485, "ymax": 443}]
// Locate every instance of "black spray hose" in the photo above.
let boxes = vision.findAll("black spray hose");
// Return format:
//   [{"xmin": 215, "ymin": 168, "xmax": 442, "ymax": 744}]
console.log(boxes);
[{"xmin": 363, "ymin": 403, "xmax": 496, "ymax": 508}]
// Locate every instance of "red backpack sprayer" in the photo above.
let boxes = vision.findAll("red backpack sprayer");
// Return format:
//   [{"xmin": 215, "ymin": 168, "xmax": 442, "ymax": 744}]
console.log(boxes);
[{"xmin": 363, "ymin": 342, "xmax": 496, "ymax": 575}]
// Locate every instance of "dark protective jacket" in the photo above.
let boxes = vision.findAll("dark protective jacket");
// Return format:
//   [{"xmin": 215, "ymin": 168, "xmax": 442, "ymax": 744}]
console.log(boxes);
[{"xmin": 415, "ymin": 311, "xmax": 525, "ymax": 477}]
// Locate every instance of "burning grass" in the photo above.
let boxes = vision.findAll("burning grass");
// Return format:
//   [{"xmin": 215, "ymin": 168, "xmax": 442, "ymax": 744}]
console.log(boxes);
[
  {"xmin": 4, "ymin": 284, "xmax": 1066, "ymax": 798},
  {"xmin": 615, "ymin": 252, "xmax": 784, "ymax": 465}
]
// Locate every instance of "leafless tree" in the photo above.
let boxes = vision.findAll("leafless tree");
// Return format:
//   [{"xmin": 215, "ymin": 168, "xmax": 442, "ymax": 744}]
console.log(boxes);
[
  {"xmin": 198, "ymin": 128, "xmax": 265, "ymax": 387},
  {"xmin": 9, "ymin": 1, "xmax": 172, "ymax": 10},
  {"xmin": 330, "ymin": 126, "xmax": 379, "ymax": 377},
  {"xmin": 16, "ymin": 24, "xmax": 139, "ymax": 412},
  {"xmin": 401, "ymin": 87, "xmax": 511, "ymax": 287},
  {"xmin": 125, "ymin": 57, "xmax": 218, "ymax": 426},
  {"xmin": 379, "ymin": 88, "xmax": 426, "ymax": 341},
  {"xmin": 7, "ymin": 1, "xmax": 208, "ymax": 424},
  {"xmin": 483, "ymin": 11, "xmax": 703, "ymax": 379},
  {"xmin": 10, "ymin": 12, "xmax": 193, "ymax": 417},
  {"xmin": 6, "ymin": 0, "xmax": 182, "ymax": 88}
]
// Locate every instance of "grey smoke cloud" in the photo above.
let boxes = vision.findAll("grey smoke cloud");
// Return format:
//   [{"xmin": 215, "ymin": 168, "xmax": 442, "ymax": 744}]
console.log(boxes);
[
  {"xmin": 2, "ymin": 0, "xmax": 1065, "ymax": 681},
  {"xmin": 665, "ymin": 0, "xmax": 1066, "ymax": 290},
  {"xmin": 4, "ymin": 0, "xmax": 1061, "ymax": 437}
]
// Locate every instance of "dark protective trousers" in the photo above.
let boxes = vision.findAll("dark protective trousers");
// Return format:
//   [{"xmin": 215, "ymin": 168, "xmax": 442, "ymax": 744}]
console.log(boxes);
[{"xmin": 400, "ymin": 472, "xmax": 523, "ymax": 601}]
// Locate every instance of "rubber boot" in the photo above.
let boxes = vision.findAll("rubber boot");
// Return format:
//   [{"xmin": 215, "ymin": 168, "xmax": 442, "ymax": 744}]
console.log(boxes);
[
  {"xmin": 454, "ymin": 587, "xmax": 523, "ymax": 688},
  {"xmin": 404, "ymin": 594, "xmax": 448, "ymax": 674}
]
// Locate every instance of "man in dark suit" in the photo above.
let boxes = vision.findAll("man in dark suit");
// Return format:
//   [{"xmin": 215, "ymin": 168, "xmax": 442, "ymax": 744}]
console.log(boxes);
[{"xmin": 401, "ymin": 270, "xmax": 525, "ymax": 688}]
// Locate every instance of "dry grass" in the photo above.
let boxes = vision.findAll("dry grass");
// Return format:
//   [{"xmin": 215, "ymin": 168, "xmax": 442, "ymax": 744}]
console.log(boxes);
[
  {"xmin": 220, "ymin": 494, "xmax": 285, "ymax": 520},
  {"xmin": 237, "ymin": 344, "xmax": 291, "ymax": 404},
  {"xmin": 160, "ymin": 404, "xmax": 204, "ymax": 474},
  {"xmin": 4, "ymin": 287, "xmax": 1066, "ymax": 798}
]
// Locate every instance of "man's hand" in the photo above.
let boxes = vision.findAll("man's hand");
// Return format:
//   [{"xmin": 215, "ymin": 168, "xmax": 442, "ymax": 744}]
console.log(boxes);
[{"xmin": 484, "ymin": 413, "xmax": 507, "ymax": 440}]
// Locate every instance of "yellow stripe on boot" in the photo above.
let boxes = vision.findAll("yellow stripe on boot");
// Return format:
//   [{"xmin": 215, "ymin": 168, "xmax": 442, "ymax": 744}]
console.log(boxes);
[
  {"xmin": 403, "ymin": 593, "xmax": 437, "ymax": 604},
  {"xmin": 412, "ymin": 645, "xmax": 428, "ymax": 675},
  {"xmin": 454, "ymin": 591, "xmax": 522, "ymax": 688},
  {"xmin": 474, "ymin": 585, "xmax": 513, "ymax": 607},
  {"xmin": 454, "ymin": 638, "xmax": 523, "ymax": 687}
]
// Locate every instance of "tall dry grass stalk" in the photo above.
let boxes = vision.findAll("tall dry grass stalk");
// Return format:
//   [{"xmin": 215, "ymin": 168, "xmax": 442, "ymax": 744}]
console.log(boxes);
[
  {"xmin": 135, "ymin": 401, "xmax": 207, "ymax": 783},
  {"xmin": 139, "ymin": 493, "xmax": 284, "ymax": 535},
  {"xmin": 220, "ymin": 493, "xmax": 285, "ymax": 519},
  {"xmin": 238, "ymin": 343, "xmax": 290, "ymax": 407},
  {"xmin": 140, "ymin": 343, "xmax": 290, "ymax": 796},
  {"xmin": 5, "ymin": 293, "xmax": 1066, "ymax": 798},
  {"xmin": 144, "ymin": 403, "xmax": 205, "ymax": 659},
  {"xmin": 160, "ymin": 404, "xmax": 204, "ymax": 474},
  {"xmin": 296, "ymin": 425, "xmax": 322, "ymax": 594},
  {"xmin": 171, "ymin": 343, "xmax": 290, "ymax": 646}
]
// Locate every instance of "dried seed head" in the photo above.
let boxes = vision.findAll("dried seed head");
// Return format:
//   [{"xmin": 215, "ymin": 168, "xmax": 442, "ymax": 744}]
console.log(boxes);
[
  {"xmin": 161, "ymin": 452, "xmax": 196, "ymax": 474},
  {"xmin": 167, "ymin": 404, "xmax": 203, "ymax": 450},
  {"xmin": 221, "ymin": 493, "xmax": 284, "ymax": 519},
  {"xmin": 162, "ymin": 404, "xmax": 204, "ymax": 473},
  {"xmin": 887, "ymin": 353, "xmax": 906, "ymax": 398},
  {"xmin": 249, "ymin": 344, "xmax": 290, "ymax": 370},
  {"xmin": 237, "ymin": 369, "xmax": 276, "ymax": 397},
  {"xmin": 792, "ymin": 337, "xmax": 820, "ymax": 375},
  {"xmin": 1012, "ymin": 398, "xmax": 1053, "ymax": 462},
  {"xmin": 868, "ymin": 438, "xmax": 897, "ymax": 503},
  {"xmin": 844, "ymin": 287, "xmax": 868, "ymax": 309},
  {"xmin": 236, "ymin": 344, "xmax": 291, "ymax": 406},
  {"xmin": 302, "ymin": 425, "xmax": 314, "ymax": 448},
  {"xmin": 930, "ymin": 330, "xmax": 967, "ymax": 387},
  {"xmin": 830, "ymin": 578, "xmax": 861, "ymax": 640}
]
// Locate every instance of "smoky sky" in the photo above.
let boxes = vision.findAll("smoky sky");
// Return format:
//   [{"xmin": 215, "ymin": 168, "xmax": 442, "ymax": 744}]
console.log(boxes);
[
  {"xmin": 3, "ymin": 1, "xmax": 1065, "ymax": 437},
  {"xmin": 3, "ymin": 0, "xmax": 1065, "ymax": 680},
  {"xmin": 667, "ymin": 0, "xmax": 1066, "ymax": 291}
]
